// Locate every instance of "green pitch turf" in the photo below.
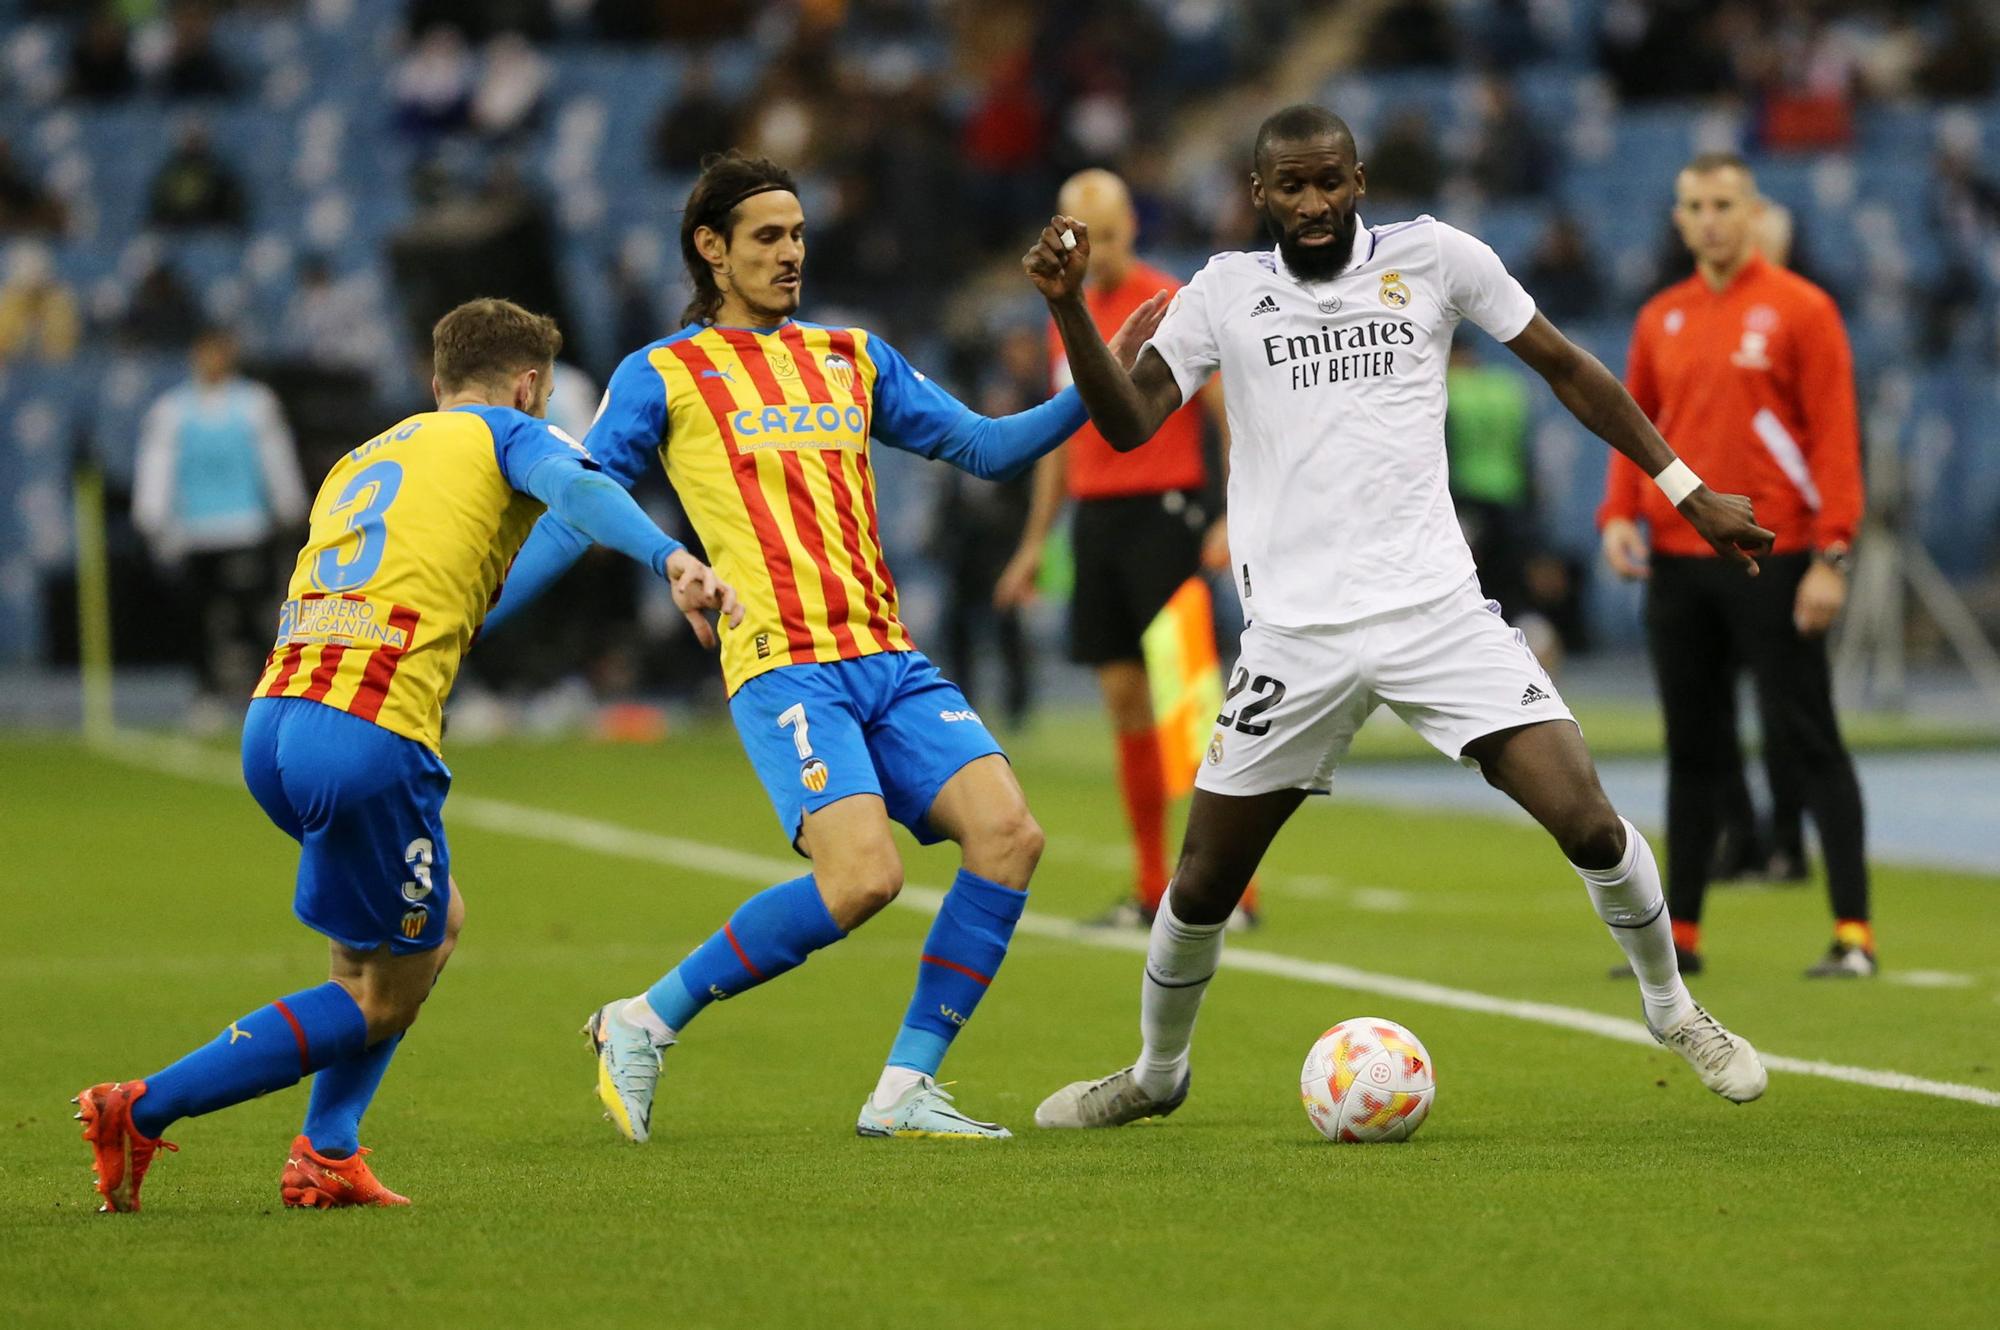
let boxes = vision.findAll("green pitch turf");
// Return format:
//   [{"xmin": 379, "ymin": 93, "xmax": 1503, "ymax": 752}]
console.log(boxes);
[{"xmin": 2, "ymin": 723, "xmax": 1995, "ymax": 1329}]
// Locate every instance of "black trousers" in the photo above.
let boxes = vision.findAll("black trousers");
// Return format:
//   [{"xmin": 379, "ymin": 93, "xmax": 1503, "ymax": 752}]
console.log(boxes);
[
  {"xmin": 936, "ymin": 537, "xmax": 1031, "ymax": 727},
  {"xmin": 1646, "ymin": 553, "xmax": 1869, "ymax": 926},
  {"xmin": 185, "ymin": 541, "xmax": 281, "ymax": 697}
]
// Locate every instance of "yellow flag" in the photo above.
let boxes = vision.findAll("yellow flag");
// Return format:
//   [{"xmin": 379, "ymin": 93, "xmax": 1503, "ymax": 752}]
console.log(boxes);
[{"xmin": 1141, "ymin": 576, "xmax": 1223, "ymax": 798}]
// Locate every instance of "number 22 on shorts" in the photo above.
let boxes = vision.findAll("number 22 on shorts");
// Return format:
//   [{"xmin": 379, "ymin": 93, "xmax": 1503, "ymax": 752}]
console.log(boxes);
[{"xmin": 1217, "ymin": 667, "xmax": 1287, "ymax": 736}]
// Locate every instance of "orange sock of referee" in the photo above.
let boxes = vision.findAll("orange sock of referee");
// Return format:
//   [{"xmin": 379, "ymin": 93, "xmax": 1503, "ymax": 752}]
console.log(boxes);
[
  {"xmin": 1116, "ymin": 729, "xmax": 1170, "ymax": 912},
  {"xmin": 1115, "ymin": 730, "xmax": 1260, "ymax": 918}
]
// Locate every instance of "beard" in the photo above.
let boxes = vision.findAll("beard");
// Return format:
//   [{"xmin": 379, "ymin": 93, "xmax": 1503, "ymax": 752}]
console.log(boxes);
[{"xmin": 1269, "ymin": 206, "xmax": 1357, "ymax": 282}]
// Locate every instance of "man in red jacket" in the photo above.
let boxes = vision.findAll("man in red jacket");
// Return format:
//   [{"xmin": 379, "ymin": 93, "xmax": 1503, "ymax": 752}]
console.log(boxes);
[{"xmin": 1601, "ymin": 151, "xmax": 1872, "ymax": 978}]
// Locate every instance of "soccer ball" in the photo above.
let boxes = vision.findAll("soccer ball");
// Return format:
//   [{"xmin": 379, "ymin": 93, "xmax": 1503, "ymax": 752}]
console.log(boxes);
[{"xmin": 1300, "ymin": 1017, "xmax": 1435, "ymax": 1143}]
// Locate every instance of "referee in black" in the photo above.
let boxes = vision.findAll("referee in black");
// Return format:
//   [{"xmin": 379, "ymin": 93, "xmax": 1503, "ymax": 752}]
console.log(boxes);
[{"xmin": 992, "ymin": 169, "xmax": 1241, "ymax": 929}]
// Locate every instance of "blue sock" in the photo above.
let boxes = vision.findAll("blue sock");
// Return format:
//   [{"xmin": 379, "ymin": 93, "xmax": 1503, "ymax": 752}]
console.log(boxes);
[
  {"xmin": 886, "ymin": 869, "xmax": 1027, "ymax": 1075},
  {"xmin": 302, "ymin": 1034, "xmax": 401, "ymax": 1158},
  {"xmin": 131, "ymin": 982, "xmax": 369, "ymax": 1139},
  {"xmin": 644, "ymin": 874, "xmax": 846, "ymax": 1033}
]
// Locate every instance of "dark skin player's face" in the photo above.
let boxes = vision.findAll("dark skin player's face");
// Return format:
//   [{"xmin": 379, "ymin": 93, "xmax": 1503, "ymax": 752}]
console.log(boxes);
[
  {"xmin": 1252, "ymin": 137, "xmax": 1366, "ymax": 281},
  {"xmin": 699, "ymin": 189, "xmax": 806, "ymax": 327}
]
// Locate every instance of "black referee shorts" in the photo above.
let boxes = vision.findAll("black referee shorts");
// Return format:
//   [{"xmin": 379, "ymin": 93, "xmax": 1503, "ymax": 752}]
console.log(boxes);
[{"xmin": 1068, "ymin": 489, "xmax": 1208, "ymax": 666}]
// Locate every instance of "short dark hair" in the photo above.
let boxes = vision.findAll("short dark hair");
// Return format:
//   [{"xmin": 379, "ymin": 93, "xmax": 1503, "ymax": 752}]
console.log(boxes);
[
  {"xmin": 1253, "ymin": 104, "xmax": 1357, "ymax": 173},
  {"xmin": 1682, "ymin": 150, "xmax": 1756, "ymax": 185},
  {"xmin": 679, "ymin": 150, "xmax": 799, "ymax": 326},
  {"xmin": 431, "ymin": 298, "xmax": 561, "ymax": 393}
]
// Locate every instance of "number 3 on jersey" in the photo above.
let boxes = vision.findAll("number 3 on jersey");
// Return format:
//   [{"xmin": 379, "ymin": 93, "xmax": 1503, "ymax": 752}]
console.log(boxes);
[{"xmin": 311, "ymin": 460, "xmax": 404, "ymax": 592}]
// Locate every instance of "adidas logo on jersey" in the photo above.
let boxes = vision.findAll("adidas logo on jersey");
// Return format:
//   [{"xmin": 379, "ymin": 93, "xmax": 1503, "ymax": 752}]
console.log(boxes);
[
  {"xmin": 1521, "ymin": 684, "xmax": 1550, "ymax": 706},
  {"xmin": 1250, "ymin": 295, "xmax": 1280, "ymax": 316}
]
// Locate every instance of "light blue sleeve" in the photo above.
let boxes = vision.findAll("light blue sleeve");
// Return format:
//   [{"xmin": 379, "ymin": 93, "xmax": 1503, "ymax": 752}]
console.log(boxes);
[
  {"xmin": 582, "ymin": 347, "xmax": 674, "ymax": 489},
  {"xmin": 865, "ymin": 335, "xmax": 1088, "ymax": 482},
  {"xmin": 465, "ymin": 404, "xmax": 599, "ymax": 493},
  {"xmin": 521, "ymin": 456, "xmax": 681, "ymax": 578},
  {"xmin": 483, "ymin": 347, "xmax": 676, "ymax": 633},
  {"xmin": 483, "ymin": 514, "xmax": 591, "ymax": 634}
]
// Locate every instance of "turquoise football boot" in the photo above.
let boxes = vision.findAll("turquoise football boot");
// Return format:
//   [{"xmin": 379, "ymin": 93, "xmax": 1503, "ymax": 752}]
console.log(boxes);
[
  {"xmin": 583, "ymin": 1002, "xmax": 667, "ymax": 1143},
  {"xmin": 855, "ymin": 1076, "xmax": 1012, "ymax": 1140}
]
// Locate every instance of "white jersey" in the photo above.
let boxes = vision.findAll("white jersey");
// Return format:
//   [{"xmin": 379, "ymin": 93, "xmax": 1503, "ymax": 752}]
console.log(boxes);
[{"xmin": 1144, "ymin": 215, "xmax": 1536, "ymax": 627}]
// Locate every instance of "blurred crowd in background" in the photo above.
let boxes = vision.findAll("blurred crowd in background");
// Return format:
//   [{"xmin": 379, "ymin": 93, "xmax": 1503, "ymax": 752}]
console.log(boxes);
[{"xmin": 1, "ymin": 0, "xmax": 1997, "ymax": 728}]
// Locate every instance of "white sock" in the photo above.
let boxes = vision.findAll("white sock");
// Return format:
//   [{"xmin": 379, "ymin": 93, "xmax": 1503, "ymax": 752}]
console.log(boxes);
[
  {"xmin": 621, "ymin": 996, "xmax": 676, "ymax": 1046},
  {"xmin": 1134, "ymin": 892, "xmax": 1227, "ymax": 1099},
  {"xmin": 1575, "ymin": 818, "xmax": 1696, "ymax": 1030},
  {"xmin": 870, "ymin": 1065, "xmax": 928, "ymax": 1110}
]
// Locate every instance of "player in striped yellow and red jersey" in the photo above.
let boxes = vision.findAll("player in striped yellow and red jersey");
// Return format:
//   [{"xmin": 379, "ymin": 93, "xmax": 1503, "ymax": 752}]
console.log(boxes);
[
  {"xmin": 641, "ymin": 317, "xmax": 914, "ymax": 687},
  {"xmin": 484, "ymin": 152, "xmax": 1167, "ymax": 1141},
  {"xmin": 76, "ymin": 300, "xmax": 739, "ymax": 1212}
]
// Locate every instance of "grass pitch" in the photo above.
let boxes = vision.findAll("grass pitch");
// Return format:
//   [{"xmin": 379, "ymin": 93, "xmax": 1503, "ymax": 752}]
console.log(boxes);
[{"xmin": 1, "ymin": 719, "xmax": 1995, "ymax": 1329}]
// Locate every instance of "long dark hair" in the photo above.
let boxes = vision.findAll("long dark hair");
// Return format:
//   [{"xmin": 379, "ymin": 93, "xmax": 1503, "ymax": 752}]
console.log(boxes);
[{"xmin": 680, "ymin": 151, "xmax": 798, "ymax": 326}]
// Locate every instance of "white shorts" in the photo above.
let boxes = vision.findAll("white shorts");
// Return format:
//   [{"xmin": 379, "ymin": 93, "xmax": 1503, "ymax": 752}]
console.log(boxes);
[{"xmin": 1196, "ymin": 579, "xmax": 1576, "ymax": 797}]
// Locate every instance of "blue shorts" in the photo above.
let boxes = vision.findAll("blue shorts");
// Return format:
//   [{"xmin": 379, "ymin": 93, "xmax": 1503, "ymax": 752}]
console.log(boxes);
[
  {"xmin": 730, "ymin": 650, "xmax": 1005, "ymax": 851},
  {"xmin": 241, "ymin": 696, "xmax": 453, "ymax": 954}
]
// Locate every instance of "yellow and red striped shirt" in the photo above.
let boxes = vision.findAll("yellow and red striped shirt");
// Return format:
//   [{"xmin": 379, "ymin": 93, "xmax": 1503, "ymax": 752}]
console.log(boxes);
[
  {"xmin": 254, "ymin": 406, "xmax": 583, "ymax": 751},
  {"xmin": 589, "ymin": 320, "xmax": 1010, "ymax": 692}
]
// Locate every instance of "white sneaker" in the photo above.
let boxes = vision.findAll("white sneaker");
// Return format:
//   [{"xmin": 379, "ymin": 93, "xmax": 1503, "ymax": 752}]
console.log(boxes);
[
  {"xmin": 1650, "ymin": 1003, "xmax": 1768, "ymax": 1103},
  {"xmin": 1034, "ymin": 1065, "xmax": 1190, "ymax": 1129}
]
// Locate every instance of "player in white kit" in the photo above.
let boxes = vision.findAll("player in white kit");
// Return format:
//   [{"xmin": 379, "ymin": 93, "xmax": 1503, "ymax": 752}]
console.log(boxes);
[{"xmin": 1028, "ymin": 105, "xmax": 1776, "ymax": 1126}]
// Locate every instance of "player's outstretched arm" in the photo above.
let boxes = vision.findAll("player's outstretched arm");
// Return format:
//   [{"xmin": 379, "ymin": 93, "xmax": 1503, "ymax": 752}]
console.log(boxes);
[
  {"xmin": 518, "ymin": 458, "xmax": 742, "ymax": 648},
  {"xmin": 865, "ymin": 313, "xmax": 1130, "ymax": 485},
  {"xmin": 486, "ymin": 349, "xmax": 679, "ymax": 635},
  {"xmin": 1505, "ymin": 312, "xmax": 1775, "ymax": 574},
  {"xmin": 483, "ymin": 513, "xmax": 592, "ymax": 635},
  {"xmin": 870, "ymin": 286, "xmax": 1170, "ymax": 484},
  {"xmin": 1025, "ymin": 215, "xmax": 1183, "ymax": 451}
]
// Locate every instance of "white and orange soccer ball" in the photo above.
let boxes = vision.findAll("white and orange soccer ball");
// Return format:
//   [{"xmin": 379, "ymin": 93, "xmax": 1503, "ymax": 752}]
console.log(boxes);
[{"xmin": 1300, "ymin": 1017, "xmax": 1436, "ymax": 1143}]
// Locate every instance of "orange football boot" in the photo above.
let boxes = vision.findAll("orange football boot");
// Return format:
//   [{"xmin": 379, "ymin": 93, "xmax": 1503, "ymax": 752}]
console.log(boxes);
[
  {"xmin": 75, "ymin": 1080, "xmax": 178, "ymax": 1213},
  {"xmin": 281, "ymin": 1135, "xmax": 410, "ymax": 1208}
]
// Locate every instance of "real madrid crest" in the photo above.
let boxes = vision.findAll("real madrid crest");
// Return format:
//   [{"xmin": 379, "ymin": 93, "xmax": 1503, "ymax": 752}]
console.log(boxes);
[
  {"xmin": 1206, "ymin": 731, "xmax": 1225, "ymax": 766},
  {"xmin": 1378, "ymin": 271, "xmax": 1411, "ymax": 309}
]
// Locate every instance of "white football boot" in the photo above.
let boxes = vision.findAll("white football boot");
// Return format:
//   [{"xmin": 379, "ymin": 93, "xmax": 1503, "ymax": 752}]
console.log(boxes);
[
  {"xmin": 1650, "ymin": 1003, "xmax": 1768, "ymax": 1103},
  {"xmin": 1034, "ymin": 1065, "xmax": 1190, "ymax": 1129}
]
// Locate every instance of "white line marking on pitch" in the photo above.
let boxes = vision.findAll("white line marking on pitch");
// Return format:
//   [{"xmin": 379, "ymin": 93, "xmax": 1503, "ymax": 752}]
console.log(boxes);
[
  {"xmin": 102, "ymin": 733, "xmax": 2000, "ymax": 1110},
  {"xmin": 1041, "ymin": 836, "xmax": 1412, "ymax": 911},
  {"xmin": 1885, "ymin": 970, "xmax": 1977, "ymax": 989}
]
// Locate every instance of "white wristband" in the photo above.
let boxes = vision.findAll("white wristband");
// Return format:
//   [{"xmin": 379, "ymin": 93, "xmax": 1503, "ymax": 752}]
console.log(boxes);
[{"xmin": 1653, "ymin": 459, "xmax": 1703, "ymax": 507}]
